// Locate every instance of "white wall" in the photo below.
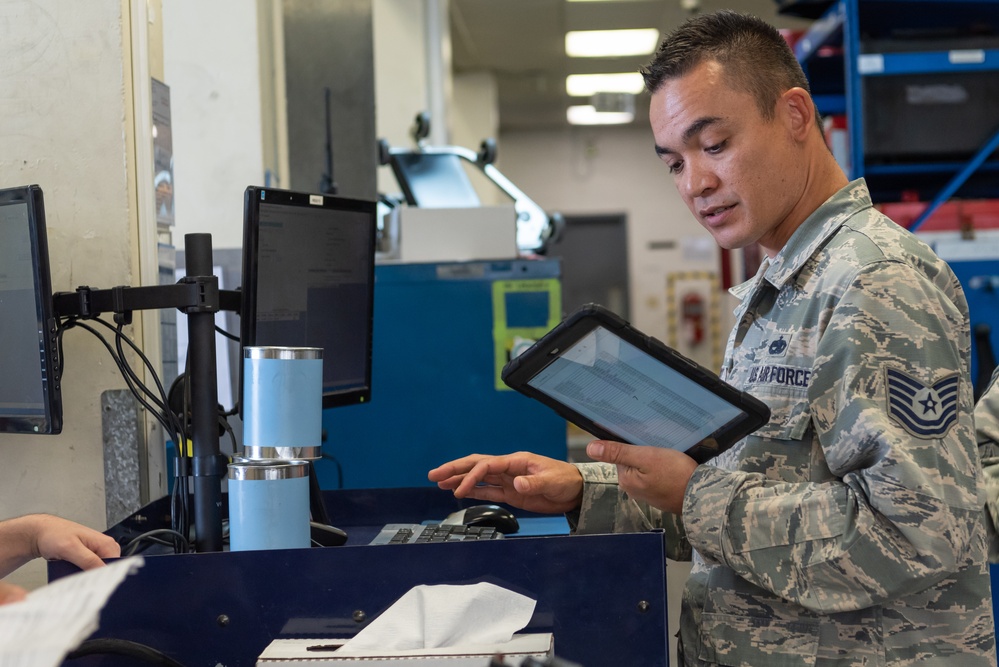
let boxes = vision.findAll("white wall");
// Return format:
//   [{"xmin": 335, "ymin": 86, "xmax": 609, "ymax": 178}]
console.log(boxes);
[
  {"xmin": 159, "ymin": 0, "xmax": 456, "ymax": 245},
  {"xmin": 0, "ymin": 0, "xmax": 155, "ymax": 591},
  {"xmin": 162, "ymin": 0, "xmax": 268, "ymax": 249},
  {"xmin": 496, "ymin": 125, "xmax": 727, "ymax": 343},
  {"xmin": 373, "ymin": 0, "xmax": 433, "ymax": 196}
]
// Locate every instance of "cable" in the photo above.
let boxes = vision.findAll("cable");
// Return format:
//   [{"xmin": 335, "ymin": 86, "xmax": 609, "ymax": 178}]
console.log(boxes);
[
  {"xmin": 60, "ymin": 319, "xmax": 180, "ymax": 443},
  {"xmin": 65, "ymin": 638, "xmax": 189, "ymax": 666},
  {"xmin": 214, "ymin": 324, "xmax": 240, "ymax": 342},
  {"xmin": 220, "ymin": 414, "xmax": 238, "ymax": 456},
  {"xmin": 112, "ymin": 320, "xmax": 174, "ymax": 418},
  {"xmin": 57, "ymin": 315, "xmax": 193, "ymax": 554},
  {"xmin": 173, "ymin": 348, "xmax": 194, "ymax": 550},
  {"xmin": 121, "ymin": 528, "xmax": 192, "ymax": 556},
  {"xmin": 123, "ymin": 528, "xmax": 192, "ymax": 556},
  {"xmin": 321, "ymin": 452, "xmax": 344, "ymax": 489},
  {"xmin": 56, "ymin": 316, "xmax": 72, "ymax": 381}
]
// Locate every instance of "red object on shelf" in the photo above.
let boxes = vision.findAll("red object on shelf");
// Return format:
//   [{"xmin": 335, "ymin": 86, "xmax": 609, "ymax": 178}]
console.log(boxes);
[
  {"xmin": 878, "ymin": 200, "xmax": 999, "ymax": 232},
  {"xmin": 780, "ymin": 29, "xmax": 806, "ymax": 50}
]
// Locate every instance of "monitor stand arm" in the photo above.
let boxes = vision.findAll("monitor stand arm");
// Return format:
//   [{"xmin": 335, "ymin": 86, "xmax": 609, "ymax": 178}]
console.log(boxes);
[{"xmin": 54, "ymin": 233, "xmax": 239, "ymax": 553}]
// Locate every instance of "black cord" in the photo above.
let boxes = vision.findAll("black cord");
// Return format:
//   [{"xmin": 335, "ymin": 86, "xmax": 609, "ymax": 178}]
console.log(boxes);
[
  {"xmin": 57, "ymin": 316, "xmax": 192, "ymax": 554},
  {"xmin": 121, "ymin": 528, "xmax": 192, "ymax": 557},
  {"xmin": 173, "ymin": 347, "xmax": 194, "ymax": 551},
  {"xmin": 109, "ymin": 319, "xmax": 190, "ymax": 452},
  {"xmin": 60, "ymin": 320, "xmax": 180, "ymax": 443},
  {"xmin": 170, "ymin": 476, "xmax": 190, "ymax": 554},
  {"xmin": 321, "ymin": 452, "xmax": 344, "ymax": 489},
  {"xmin": 214, "ymin": 324, "xmax": 240, "ymax": 342},
  {"xmin": 56, "ymin": 316, "xmax": 72, "ymax": 381},
  {"xmin": 109, "ymin": 320, "xmax": 171, "ymax": 411},
  {"xmin": 66, "ymin": 638, "xmax": 188, "ymax": 666},
  {"xmin": 220, "ymin": 414, "xmax": 238, "ymax": 456}
]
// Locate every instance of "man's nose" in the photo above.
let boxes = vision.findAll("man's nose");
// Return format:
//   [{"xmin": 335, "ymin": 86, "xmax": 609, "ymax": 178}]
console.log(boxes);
[{"xmin": 680, "ymin": 158, "xmax": 717, "ymax": 199}]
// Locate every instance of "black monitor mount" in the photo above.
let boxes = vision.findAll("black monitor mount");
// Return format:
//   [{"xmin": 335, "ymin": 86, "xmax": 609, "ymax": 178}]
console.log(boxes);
[{"xmin": 53, "ymin": 233, "xmax": 239, "ymax": 553}]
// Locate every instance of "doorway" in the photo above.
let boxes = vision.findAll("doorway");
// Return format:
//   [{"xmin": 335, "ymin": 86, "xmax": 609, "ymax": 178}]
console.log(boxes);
[{"xmin": 546, "ymin": 213, "xmax": 629, "ymax": 319}]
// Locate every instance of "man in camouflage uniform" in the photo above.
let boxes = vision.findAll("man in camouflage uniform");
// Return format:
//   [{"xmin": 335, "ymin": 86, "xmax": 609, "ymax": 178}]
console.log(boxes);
[
  {"xmin": 978, "ymin": 367, "xmax": 999, "ymax": 560},
  {"xmin": 430, "ymin": 10, "xmax": 996, "ymax": 666}
]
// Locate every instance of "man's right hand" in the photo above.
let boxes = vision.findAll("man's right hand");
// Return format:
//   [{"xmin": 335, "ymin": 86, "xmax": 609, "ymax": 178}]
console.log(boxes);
[{"xmin": 428, "ymin": 452, "xmax": 584, "ymax": 515}]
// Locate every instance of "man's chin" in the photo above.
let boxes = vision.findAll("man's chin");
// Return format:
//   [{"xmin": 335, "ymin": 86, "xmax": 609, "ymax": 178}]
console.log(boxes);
[{"xmin": 711, "ymin": 235, "xmax": 752, "ymax": 251}]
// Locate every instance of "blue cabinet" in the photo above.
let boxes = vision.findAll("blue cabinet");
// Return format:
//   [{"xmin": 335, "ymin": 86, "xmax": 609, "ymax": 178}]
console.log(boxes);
[{"xmin": 316, "ymin": 259, "xmax": 566, "ymax": 490}]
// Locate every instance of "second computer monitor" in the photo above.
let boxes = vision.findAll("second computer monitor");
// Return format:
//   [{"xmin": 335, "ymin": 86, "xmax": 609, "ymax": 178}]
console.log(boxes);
[
  {"xmin": 240, "ymin": 186, "xmax": 377, "ymax": 409},
  {"xmin": 0, "ymin": 184, "xmax": 61, "ymax": 434}
]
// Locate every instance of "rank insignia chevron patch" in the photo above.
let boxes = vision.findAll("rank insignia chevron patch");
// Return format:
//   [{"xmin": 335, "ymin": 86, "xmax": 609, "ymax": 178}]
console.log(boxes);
[{"xmin": 885, "ymin": 367, "xmax": 960, "ymax": 439}]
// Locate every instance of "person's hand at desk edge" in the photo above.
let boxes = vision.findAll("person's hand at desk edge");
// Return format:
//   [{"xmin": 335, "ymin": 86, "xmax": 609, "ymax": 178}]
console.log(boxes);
[{"xmin": 0, "ymin": 513, "xmax": 121, "ymax": 605}]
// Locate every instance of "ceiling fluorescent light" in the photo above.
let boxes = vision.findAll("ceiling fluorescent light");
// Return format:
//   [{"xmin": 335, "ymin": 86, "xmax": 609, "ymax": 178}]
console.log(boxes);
[
  {"xmin": 592, "ymin": 92, "xmax": 635, "ymax": 115},
  {"xmin": 566, "ymin": 72, "xmax": 645, "ymax": 97},
  {"xmin": 567, "ymin": 105, "xmax": 635, "ymax": 125},
  {"xmin": 565, "ymin": 29, "xmax": 660, "ymax": 58}
]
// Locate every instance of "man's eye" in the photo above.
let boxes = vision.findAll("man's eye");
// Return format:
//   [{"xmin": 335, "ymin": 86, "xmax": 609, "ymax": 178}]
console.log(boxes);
[
  {"xmin": 706, "ymin": 140, "xmax": 727, "ymax": 154},
  {"xmin": 668, "ymin": 161, "xmax": 684, "ymax": 175}
]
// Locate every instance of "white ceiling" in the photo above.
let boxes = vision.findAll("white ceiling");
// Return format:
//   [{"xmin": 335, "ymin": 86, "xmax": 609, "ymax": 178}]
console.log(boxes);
[{"xmin": 449, "ymin": 0, "xmax": 815, "ymax": 131}]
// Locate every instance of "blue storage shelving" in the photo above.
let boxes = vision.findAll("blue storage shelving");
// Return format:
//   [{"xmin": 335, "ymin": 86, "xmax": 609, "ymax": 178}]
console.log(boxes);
[{"xmin": 789, "ymin": 0, "xmax": 999, "ymax": 209}]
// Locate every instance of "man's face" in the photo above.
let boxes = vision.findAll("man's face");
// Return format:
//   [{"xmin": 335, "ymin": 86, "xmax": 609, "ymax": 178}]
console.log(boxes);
[{"xmin": 650, "ymin": 59, "xmax": 804, "ymax": 256}]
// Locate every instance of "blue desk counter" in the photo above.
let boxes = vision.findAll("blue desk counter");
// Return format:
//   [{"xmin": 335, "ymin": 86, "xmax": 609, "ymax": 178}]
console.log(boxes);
[{"xmin": 53, "ymin": 487, "xmax": 671, "ymax": 667}]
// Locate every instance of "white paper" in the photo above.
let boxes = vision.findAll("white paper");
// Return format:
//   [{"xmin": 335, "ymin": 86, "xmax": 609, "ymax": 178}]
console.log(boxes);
[
  {"xmin": 0, "ymin": 557, "xmax": 144, "ymax": 667},
  {"xmin": 335, "ymin": 582, "xmax": 536, "ymax": 656}
]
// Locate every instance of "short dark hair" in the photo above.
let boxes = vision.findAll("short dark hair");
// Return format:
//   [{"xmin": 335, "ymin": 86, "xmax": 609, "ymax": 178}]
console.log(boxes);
[{"xmin": 641, "ymin": 10, "xmax": 816, "ymax": 125}]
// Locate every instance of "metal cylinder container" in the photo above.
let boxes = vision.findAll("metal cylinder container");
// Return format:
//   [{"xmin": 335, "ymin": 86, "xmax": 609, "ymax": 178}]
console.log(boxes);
[
  {"xmin": 227, "ymin": 459, "xmax": 310, "ymax": 551},
  {"xmin": 242, "ymin": 346, "xmax": 323, "ymax": 460}
]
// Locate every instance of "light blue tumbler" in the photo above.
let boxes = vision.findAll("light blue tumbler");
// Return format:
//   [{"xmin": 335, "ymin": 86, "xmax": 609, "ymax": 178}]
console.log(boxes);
[
  {"xmin": 242, "ymin": 346, "xmax": 323, "ymax": 460},
  {"xmin": 228, "ymin": 459, "xmax": 310, "ymax": 551}
]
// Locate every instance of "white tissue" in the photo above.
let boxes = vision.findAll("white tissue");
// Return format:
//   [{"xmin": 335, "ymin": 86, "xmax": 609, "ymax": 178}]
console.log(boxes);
[{"xmin": 334, "ymin": 582, "xmax": 536, "ymax": 655}]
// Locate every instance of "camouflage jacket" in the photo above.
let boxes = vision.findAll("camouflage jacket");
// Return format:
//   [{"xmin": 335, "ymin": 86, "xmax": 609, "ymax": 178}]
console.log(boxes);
[
  {"xmin": 573, "ymin": 180, "xmax": 996, "ymax": 666},
  {"xmin": 978, "ymin": 366, "xmax": 999, "ymax": 560}
]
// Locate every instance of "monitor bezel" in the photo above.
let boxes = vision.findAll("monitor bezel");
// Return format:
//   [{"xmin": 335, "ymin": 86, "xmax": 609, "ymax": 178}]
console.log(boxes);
[
  {"xmin": 240, "ymin": 186, "xmax": 377, "ymax": 411},
  {"xmin": 0, "ymin": 184, "xmax": 63, "ymax": 435}
]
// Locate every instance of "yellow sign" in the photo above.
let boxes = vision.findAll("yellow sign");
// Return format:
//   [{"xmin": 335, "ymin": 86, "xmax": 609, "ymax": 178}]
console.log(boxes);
[{"xmin": 491, "ymin": 279, "xmax": 562, "ymax": 390}]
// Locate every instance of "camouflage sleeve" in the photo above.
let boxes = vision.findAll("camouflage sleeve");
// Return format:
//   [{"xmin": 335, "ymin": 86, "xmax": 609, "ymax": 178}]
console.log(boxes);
[
  {"xmin": 977, "ymin": 366, "xmax": 999, "ymax": 561},
  {"xmin": 685, "ymin": 261, "xmax": 981, "ymax": 613},
  {"xmin": 571, "ymin": 462, "xmax": 692, "ymax": 561}
]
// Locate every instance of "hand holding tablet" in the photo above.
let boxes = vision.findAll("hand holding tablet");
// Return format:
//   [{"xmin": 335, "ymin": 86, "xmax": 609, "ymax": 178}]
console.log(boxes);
[{"xmin": 502, "ymin": 304, "xmax": 770, "ymax": 464}]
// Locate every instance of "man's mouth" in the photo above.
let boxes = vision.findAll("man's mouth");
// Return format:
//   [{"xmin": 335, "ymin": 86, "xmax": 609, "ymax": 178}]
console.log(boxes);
[{"xmin": 700, "ymin": 204, "xmax": 735, "ymax": 222}]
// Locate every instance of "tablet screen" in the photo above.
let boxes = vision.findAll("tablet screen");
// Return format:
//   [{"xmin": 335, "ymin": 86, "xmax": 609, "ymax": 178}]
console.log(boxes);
[{"xmin": 527, "ymin": 325, "xmax": 744, "ymax": 450}]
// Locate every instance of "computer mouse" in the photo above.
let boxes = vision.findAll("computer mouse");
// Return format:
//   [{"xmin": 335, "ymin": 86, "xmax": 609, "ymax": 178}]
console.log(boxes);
[
  {"xmin": 442, "ymin": 505, "xmax": 520, "ymax": 534},
  {"xmin": 310, "ymin": 521, "xmax": 348, "ymax": 547}
]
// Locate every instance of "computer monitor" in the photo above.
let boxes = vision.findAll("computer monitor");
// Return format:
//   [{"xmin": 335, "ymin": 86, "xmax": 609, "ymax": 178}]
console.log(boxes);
[
  {"xmin": 240, "ymin": 186, "xmax": 377, "ymax": 409},
  {"xmin": 0, "ymin": 184, "xmax": 62, "ymax": 434},
  {"xmin": 388, "ymin": 152, "xmax": 481, "ymax": 209}
]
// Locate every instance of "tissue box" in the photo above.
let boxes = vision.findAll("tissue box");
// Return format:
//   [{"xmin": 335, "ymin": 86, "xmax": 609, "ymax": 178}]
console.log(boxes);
[{"xmin": 256, "ymin": 633, "xmax": 554, "ymax": 666}]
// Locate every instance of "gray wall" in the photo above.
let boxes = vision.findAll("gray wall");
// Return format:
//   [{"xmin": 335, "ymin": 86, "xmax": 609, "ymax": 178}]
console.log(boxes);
[{"xmin": 284, "ymin": 0, "xmax": 377, "ymax": 199}]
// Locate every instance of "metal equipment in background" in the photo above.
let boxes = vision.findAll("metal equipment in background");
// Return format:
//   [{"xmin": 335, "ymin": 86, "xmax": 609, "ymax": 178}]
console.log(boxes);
[{"xmin": 377, "ymin": 112, "xmax": 563, "ymax": 258}]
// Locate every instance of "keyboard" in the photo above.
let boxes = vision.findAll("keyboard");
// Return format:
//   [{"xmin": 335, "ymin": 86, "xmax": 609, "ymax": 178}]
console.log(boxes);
[{"xmin": 369, "ymin": 523, "xmax": 505, "ymax": 545}]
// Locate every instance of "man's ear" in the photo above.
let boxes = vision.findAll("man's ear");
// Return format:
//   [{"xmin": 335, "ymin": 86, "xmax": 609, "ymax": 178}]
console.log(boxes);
[{"xmin": 780, "ymin": 87, "xmax": 815, "ymax": 140}]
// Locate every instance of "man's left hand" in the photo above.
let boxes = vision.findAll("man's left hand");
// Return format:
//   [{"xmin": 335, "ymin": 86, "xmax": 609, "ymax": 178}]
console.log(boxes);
[{"xmin": 585, "ymin": 440, "xmax": 698, "ymax": 515}]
